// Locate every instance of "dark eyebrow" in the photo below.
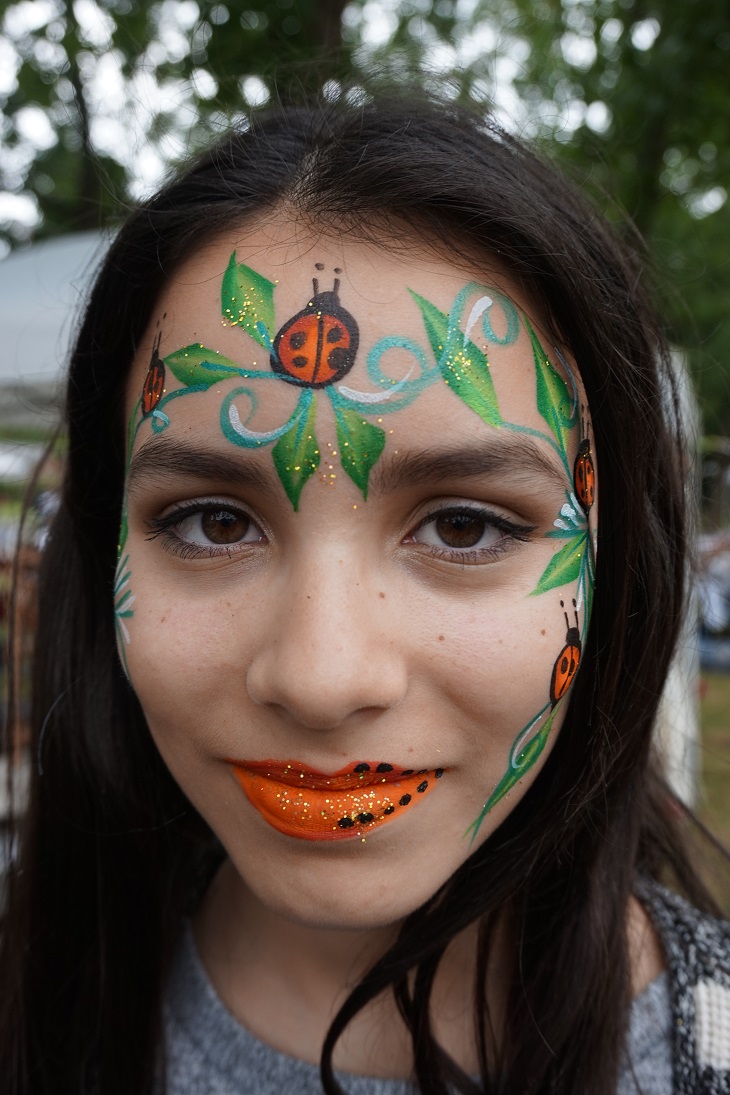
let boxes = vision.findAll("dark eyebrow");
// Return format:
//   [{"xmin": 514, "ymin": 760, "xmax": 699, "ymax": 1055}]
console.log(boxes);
[
  {"xmin": 126, "ymin": 435, "xmax": 278, "ymax": 496},
  {"xmin": 370, "ymin": 433, "xmax": 568, "ymax": 495}
]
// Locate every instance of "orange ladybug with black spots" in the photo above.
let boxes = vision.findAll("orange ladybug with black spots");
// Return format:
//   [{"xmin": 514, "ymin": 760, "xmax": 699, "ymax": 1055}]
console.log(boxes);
[{"xmin": 271, "ymin": 267, "xmax": 359, "ymax": 389}]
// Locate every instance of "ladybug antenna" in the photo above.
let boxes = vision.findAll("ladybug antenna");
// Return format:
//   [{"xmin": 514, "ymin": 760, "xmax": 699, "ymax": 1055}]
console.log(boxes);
[
  {"xmin": 572, "ymin": 598, "xmax": 579, "ymax": 630},
  {"xmin": 332, "ymin": 276, "xmax": 340, "ymax": 294},
  {"xmin": 152, "ymin": 330, "xmax": 162, "ymax": 355},
  {"xmin": 312, "ymin": 277, "xmax": 319, "ymax": 295},
  {"xmin": 560, "ymin": 598, "xmax": 570, "ymax": 632}
]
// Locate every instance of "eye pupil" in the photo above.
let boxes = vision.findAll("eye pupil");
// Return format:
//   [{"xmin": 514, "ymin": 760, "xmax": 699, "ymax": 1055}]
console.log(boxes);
[
  {"xmin": 435, "ymin": 513, "xmax": 484, "ymax": 548},
  {"xmin": 201, "ymin": 509, "xmax": 250, "ymax": 544}
]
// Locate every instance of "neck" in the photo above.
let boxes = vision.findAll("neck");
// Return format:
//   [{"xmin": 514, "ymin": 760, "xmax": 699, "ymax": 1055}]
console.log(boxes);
[{"xmin": 193, "ymin": 858, "xmax": 416, "ymax": 1075}]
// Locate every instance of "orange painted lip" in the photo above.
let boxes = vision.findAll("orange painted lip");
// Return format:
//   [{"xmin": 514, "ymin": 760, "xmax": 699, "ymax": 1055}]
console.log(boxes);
[{"xmin": 228, "ymin": 759, "xmax": 446, "ymax": 841}]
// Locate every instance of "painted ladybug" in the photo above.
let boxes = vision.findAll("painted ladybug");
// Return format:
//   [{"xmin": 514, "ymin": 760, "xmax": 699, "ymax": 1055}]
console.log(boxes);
[
  {"xmin": 550, "ymin": 599, "xmax": 581, "ymax": 708},
  {"xmin": 271, "ymin": 269, "xmax": 359, "ymax": 388},
  {"xmin": 573, "ymin": 409, "xmax": 595, "ymax": 512},
  {"xmin": 141, "ymin": 331, "xmax": 165, "ymax": 416}
]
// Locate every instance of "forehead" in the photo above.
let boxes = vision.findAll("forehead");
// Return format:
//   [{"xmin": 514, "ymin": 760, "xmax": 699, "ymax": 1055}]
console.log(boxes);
[{"xmin": 126, "ymin": 218, "xmax": 580, "ymax": 459}]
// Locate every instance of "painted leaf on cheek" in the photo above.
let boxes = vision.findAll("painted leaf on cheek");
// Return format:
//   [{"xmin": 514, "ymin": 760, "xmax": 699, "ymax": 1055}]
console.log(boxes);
[
  {"xmin": 409, "ymin": 290, "xmax": 501, "ymax": 428},
  {"xmin": 526, "ymin": 316, "xmax": 575, "ymax": 458},
  {"xmin": 271, "ymin": 392, "xmax": 321, "ymax": 510},
  {"xmin": 532, "ymin": 536, "xmax": 585, "ymax": 596},
  {"xmin": 468, "ymin": 706, "xmax": 559, "ymax": 839},
  {"xmin": 222, "ymin": 252, "xmax": 276, "ymax": 350},
  {"xmin": 331, "ymin": 400, "xmax": 386, "ymax": 499},
  {"xmin": 165, "ymin": 344, "xmax": 245, "ymax": 388}
]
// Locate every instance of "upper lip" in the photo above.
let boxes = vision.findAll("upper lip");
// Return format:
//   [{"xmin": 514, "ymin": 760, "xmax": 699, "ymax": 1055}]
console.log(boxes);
[{"xmin": 227, "ymin": 759, "xmax": 431, "ymax": 791}]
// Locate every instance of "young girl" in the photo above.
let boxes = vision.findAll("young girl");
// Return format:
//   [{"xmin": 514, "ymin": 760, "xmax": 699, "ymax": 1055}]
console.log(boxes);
[{"xmin": 2, "ymin": 93, "xmax": 728, "ymax": 1095}]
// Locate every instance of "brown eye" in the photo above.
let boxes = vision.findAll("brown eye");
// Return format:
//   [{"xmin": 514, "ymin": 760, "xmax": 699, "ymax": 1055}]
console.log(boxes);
[
  {"xmin": 200, "ymin": 508, "xmax": 251, "ymax": 544},
  {"xmin": 434, "ymin": 513, "xmax": 489, "ymax": 549}
]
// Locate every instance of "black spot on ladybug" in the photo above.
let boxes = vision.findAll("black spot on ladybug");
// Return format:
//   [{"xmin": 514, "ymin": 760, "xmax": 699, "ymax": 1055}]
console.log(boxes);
[
  {"xmin": 292, "ymin": 355, "xmax": 307, "ymax": 367},
  {"xmin": 376, "ymin": 763, "xmax": 393, "ymax": 773},
  {"xmin": 383, "ymin": 805, "xmax": 395, "ymax": 815},
  {"xmin": 417, "ymin": 780, "xmax": 429, "ymax": 793},
  {"xmin": 356, "ymin": 812, "xmax": 374, "ymax": 824},
  {"xmin": 326, "ymin": 325, "xmax": 343, "ymax": 343},
  {"xmin": 354, "ymin": 763, "xmax": 370, "ymax": 773},
  {"xmin": 338, "ymin": 816, "xmax": 355, "ymax": 829},
  {"xmin": 402, "ymin": 769, "xmax": 414, "ymax": 777},
  {"xmin": 399, "ymin": 794, "xmax": 412, "ymax": 806},
  {"xmin": 417, "ymin": 768, "xmax": 427, "ymax": 774},
  {"xmin": 289, "ymin": 331, "xmax": 306, "ymax": 350},
  {"xmin": 435, "ymin": 768, "xmax": 444, "ymax": 779}
]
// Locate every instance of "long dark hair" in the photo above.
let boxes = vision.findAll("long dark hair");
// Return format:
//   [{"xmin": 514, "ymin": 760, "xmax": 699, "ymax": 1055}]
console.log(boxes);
[{"xmin": 0, "ymin": 91, "xmax": 718, "ymax": 1095}]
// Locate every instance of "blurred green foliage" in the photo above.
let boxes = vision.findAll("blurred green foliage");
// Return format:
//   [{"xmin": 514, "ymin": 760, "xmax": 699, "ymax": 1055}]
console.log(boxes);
[{"xmin": 0, "ymin": 0, "xmax": 728, "ymax": 428}]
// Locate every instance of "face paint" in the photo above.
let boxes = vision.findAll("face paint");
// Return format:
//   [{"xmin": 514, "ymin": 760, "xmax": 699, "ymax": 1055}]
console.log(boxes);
[
  {"xmin": 573, "ymin": 407, "xmax": 596, "ymax": 513},
  {"xmin": 229, "ymin": 760, "xmax": 446, "ymax": 841},
  {"xmin": 136, "ymin": 256, "xmax": 525, "ymax": 508},
  {"xmin": 119, "ymin": 233, "xmax": 597, "ymax": 915}
]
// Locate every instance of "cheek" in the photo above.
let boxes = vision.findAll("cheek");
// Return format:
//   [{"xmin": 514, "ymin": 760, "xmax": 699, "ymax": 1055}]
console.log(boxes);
[
  {"xmin": 421, "ymin": 590, "xmax": 567, "ymax": 744},
  {"xmin": 122, "ymin": 575, "xmax": 250, "ymax": 747}
]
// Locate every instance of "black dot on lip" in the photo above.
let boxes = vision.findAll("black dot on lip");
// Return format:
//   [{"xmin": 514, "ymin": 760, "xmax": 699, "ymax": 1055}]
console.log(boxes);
[
  {"xmin": 338, "ymin": 817, "xmax": 355, "ymax": 829},
  {"xmin": 402, "ymin": 769, "xmax": 414, "ymax": 776},
  {"xmin": 356, "ymin": 812, "xmax": 374, "ymax": 824},
  {"xmin": 417, "ymin": 780, "xmax": 429, "ymax": 793},
  {"xmin": 435, "ymin": 768, "xmax": 444, "ymax": 779},
  {"xmin": 399, "ymin": 793, "xmax": 412, "ymax": 806},
  {"xmin": 376, "ymin": 763, "xmax": 393, "ymax": 773},
  {"xmin": 354, "ymin": 763, "xmax": 370, "ymax": 773},
  {"xmin": 383, "ymin": 805, "xmax": 395, "ymax": 815}
]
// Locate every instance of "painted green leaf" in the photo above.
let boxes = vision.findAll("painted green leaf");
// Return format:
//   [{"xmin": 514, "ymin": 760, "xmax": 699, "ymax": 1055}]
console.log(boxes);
[
  {"xmin": 117, "ymin": 508, "xmax": 128, "ymax": 558},
  {"xmin": 332, "ymin": 403, "xmax": 386, "ymax": 499},
  {"xmin": 272, "ymin": 394, "xmax": 320, "ymax": 510},
  {"xmin": 165, "ymin": 344, "xmax": 243, "ymax": 389},
  {"xmin": 221, "ymin": 252, "xmax": 276, "ymax": 350},
  {"xmin": 409, "ymin": 290, "xmax": 501, "ymax": 427},
  {"xmin": 532, "ymin": 534, "xmax": 586, "ymax": 596},
  {"xmin": 525, "ymin": 316, "xmax": 574, "ymax": 458},
  {"xmin": 467, "ymin": 707, "xmax": 558, "ymax": 839}
]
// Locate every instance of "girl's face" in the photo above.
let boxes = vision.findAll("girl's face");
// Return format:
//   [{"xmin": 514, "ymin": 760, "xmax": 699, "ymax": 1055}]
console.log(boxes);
[{"xmin": 118, "ymin": 218, "xmax": 597, "ymax": 930}]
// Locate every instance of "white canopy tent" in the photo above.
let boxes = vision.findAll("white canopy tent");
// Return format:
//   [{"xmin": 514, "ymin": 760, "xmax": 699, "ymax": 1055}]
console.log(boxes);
[{"xmin": 0, "ymin": 231, "xmax": 109, "ymax": 430}]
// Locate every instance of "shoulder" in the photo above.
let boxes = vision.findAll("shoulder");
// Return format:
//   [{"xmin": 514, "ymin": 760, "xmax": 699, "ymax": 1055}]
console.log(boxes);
[{"xmin": 637, "ymin": 878, "xmax": 730, "ymax": 1095}]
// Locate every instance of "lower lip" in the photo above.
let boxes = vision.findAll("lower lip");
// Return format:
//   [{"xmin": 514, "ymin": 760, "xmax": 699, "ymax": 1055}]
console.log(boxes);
[{"xmin": 228, "ymin": 760, "xmax": 446, "ymax": 841}]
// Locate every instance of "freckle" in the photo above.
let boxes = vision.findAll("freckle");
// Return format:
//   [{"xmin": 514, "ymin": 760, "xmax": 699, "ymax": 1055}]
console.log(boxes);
[
  {"xmin": 160, "ymin": 615, "xmax": 167, "ymax": 624},
  {"xmin": 438, "ymin": 634, "xmax": 444, "ymax": 641},
  {"xmin": 541, "ymin": 629, "xmax": 546, "ymax": 636},
  {"xmin": 378, "ymin": 592, "xmax": 385, "ymax": 599}
]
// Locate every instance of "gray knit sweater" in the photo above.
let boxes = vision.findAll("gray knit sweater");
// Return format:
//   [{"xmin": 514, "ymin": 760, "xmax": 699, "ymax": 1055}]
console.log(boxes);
[{"xmin": 161, "ymin": 882, "xmax": 730, "ymax": 1093}]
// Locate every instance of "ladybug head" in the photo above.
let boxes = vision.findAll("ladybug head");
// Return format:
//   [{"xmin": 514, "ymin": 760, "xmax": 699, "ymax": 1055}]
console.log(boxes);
[{"xmin": 561, "ymin": 598, "xmax": 581, "ymax": 644}]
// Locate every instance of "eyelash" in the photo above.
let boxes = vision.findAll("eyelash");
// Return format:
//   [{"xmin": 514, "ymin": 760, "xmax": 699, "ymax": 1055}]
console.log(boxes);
[
  {"xmin": 145, "ymin": 500, "xmax": 265, "ymax": 560},
  {"xmin": 144, "ymin": 500, "xmax": 537, "ymax": 564},
  {"xmin": 409, "ymin": 504, "xmax": 536, "ymax": 564}
]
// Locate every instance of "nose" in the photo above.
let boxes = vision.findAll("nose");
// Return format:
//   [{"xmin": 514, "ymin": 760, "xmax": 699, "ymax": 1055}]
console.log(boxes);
[{"xmin": 246, "ymin": 559, "xmax": 408, "ymax": 730}]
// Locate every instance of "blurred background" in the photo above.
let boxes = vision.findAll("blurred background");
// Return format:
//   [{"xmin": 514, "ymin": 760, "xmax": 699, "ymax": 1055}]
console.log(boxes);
[{"xmin": 0, "ymin": 0, "xmax": 728, "ymax": 884}]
